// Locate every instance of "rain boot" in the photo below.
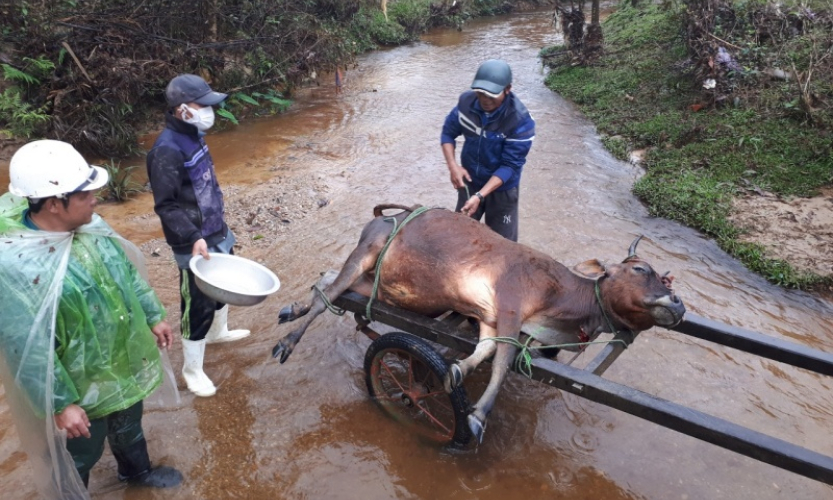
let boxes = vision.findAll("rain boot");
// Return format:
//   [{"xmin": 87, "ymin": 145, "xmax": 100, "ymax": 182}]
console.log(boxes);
[
  {"xmin": 181, "ymin": 338, "xmax": 216, "ymax": 397},
  {"xmin": 113, "ymin": 438, "xmax": 183, "ymax": 488},
  {"xmin": 205, "ymin": 305, "xmax": 251, "ymax": 344}
]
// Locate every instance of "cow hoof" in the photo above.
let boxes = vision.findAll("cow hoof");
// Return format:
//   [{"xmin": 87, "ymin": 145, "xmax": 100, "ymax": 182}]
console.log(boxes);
[
  {"xmin": 277, "ymin": 305, "xmax": 295, "ymax": 324},
  {"xmin": 467, "ymin": 414, "xmax": 486, "ymax": 444},
  {"xmin": 444, "ymin": 363, "xmax": 463, "ymax": 393},
  {"xmin": 271, "ymin": 341, "xmax": 294, "ymax": 364},
  {"xmin": 278, "ymin": 303, "xmax": 308, "ymax": 324}
]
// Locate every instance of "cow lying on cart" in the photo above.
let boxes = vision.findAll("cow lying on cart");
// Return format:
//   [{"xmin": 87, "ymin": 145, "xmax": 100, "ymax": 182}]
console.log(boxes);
[{"xmin": 272, "ymin": 204, "xmax": 686, "ymax": 442}]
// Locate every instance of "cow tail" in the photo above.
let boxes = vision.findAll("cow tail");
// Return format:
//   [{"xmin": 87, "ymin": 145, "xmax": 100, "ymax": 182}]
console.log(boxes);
[{"xmin": 372, "ymin": 204, "xmax": 422, "ymax": 218}]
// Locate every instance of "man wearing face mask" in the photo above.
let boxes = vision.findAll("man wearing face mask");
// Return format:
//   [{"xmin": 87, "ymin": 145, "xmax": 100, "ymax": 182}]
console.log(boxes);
[{"xmin": 146, "ymin": 74, "xmax": 250, "ymax": 398}]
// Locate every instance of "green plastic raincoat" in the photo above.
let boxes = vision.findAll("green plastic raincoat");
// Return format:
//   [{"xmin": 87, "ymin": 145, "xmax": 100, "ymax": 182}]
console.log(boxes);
[{"xmin": 0, "ymin": 192, "xmax": 172, "ymax": 499}]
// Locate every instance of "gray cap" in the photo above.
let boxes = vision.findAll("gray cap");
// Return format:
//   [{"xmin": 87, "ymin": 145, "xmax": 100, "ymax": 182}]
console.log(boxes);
[
  {"xmin": 471, "ymin": 59, "xmax": 512, "ymax": 98},
  {"xmin": 165, "ymin": 74, "xmax": 228, "ymax": 108}
]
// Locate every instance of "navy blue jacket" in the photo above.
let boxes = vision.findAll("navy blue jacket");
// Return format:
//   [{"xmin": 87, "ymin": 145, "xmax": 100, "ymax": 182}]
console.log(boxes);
[
  {"xmin": 440, "ymin": 91, "xmax": 535, "ymax": 191},
  {"xmin": 146, "ymin": 113, "xmax": 228, "ymax": 254}
]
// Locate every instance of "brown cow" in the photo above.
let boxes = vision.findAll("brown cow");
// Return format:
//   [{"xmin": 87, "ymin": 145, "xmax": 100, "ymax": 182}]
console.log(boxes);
[{"xmin": 273, "ymin": 204, "xmax": 685, "ymax": 443}]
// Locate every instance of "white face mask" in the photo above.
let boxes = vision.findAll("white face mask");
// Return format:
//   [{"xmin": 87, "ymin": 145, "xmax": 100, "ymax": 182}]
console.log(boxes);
[{"xmin": 180, "ymin": 104, "xmax": 215, "ymax": 131}]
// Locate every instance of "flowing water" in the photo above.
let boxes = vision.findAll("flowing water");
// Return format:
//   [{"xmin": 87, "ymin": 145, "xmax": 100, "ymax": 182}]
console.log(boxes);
[{"xmin": 2, "ymin": 10, "xmax": 833, "ymax": 500}]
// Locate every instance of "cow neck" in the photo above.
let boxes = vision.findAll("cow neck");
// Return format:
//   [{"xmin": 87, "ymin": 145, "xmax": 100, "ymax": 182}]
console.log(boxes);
[{"xmin": 593, "ymin": 276, "xmax": 633, "ymax": 334}]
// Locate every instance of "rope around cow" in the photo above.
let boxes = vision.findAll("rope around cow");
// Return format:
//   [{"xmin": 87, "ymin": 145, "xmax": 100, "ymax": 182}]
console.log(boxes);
[
  {"xmin": 313, "ymin": 205, "xmax": 630, "ymax": 379},
  {"xmin": 483, "ymin": 335, "xmax": 629, "ymax": 380},
  {"xmin": 309, "ymin": 205, "xmax": 437, "ymax": 318}
]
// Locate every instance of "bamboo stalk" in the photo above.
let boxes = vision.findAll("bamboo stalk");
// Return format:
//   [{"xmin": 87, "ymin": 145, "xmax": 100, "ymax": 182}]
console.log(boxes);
[{"xmin": 61, "ymin": 41, "xmax": 94, "ymax": 83}]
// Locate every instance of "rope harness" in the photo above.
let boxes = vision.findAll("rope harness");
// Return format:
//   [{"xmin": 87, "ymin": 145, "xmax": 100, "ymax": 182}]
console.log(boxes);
[
  {"xmin": 316, "ymin": 206, "xmax": 629, "ymax": 377},
  {"xmin": 313, "ymin": 284, "xmax": 346, "ymax": 316},
  {"xmin": 483, "ymin": 277, "xmax": 629, "ymax": 379},
  {"xmin": 311, "ymin": 206, "xmax": 435, "ymax": 319},
  {"xmin": 366, "ymin": 206, "xmax": 435, "ymax": 321}
]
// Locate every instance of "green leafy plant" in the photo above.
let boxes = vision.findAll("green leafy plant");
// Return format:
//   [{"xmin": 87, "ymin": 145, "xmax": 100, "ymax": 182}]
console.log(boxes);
[
  {"xmin": 251, "ymin": 90, "xmax": 291, "ymax": 112},
  {"xmin": 102, "ymin": 161, "xmax": 144, "ymax": 202},
  {"xmin": 234, "ymin": 92, "xmax": 259, "ymax": 106},
  {"xmin": 355, "ymin": 7, "xmax": 410, "ymax": 45},
  {"xmin": 215, "ymin": 107, "xmax": 239, "ymax": 125}
]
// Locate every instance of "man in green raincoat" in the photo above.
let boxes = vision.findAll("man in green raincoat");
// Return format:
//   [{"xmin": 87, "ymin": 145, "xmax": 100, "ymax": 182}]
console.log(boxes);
[{"xmin": 0, "ymin": 140, "xmax": 183, "ymax": 495}]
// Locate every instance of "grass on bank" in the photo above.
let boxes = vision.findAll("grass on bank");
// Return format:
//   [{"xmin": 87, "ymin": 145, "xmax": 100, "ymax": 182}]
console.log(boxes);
[{"xmin": 543, "ymin": 2, "xmax": 833, "ymax": 289}]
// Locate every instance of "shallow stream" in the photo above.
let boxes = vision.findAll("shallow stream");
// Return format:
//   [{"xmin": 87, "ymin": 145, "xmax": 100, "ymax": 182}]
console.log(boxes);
[{"xmin": 1, "ymin": 10, "xmax": 832, "ymax": 500}]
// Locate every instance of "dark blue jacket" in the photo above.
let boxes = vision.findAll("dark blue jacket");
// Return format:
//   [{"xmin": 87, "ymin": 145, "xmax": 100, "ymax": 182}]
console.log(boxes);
[
  {"xmin": 440, "ymin": 91, "xmax": 535, "ymax": 191},
  {"xmin": 146, "ymin": 113, "xmax": 228, "ymax": 253}
]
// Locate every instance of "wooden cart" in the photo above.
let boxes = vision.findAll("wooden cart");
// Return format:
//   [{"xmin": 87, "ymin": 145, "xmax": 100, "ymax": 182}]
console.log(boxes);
[{"xmin": 332, "ymin": 290, "xmax": 833, "ymax": 486}]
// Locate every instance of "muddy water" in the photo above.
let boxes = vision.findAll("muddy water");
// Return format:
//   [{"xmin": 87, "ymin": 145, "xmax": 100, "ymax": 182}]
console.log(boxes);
[{"xmin": 2, "ymin": 10, "xmax": 833, "ymax": 500}]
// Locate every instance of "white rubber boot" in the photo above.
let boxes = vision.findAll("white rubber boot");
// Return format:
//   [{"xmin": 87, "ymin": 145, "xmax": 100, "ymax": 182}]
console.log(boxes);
[
  {"xmin": 205, "ymin": 306, "xmax": 251, "ymax": 344},
  {"xmin": 181, "ymin": 339, "xmax": 216, "ymax": 397}
]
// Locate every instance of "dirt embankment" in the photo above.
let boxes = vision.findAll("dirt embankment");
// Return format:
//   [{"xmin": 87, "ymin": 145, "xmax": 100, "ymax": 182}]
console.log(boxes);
[{"xmin": 730, "ymin": 189, "xmax": 833, "ymax": 280}]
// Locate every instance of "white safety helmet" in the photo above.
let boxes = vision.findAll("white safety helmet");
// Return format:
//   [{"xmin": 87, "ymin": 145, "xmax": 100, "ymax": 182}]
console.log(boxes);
[{"xmin": 8, "ymin": 140, "xmax": 109, "ymax": 199}]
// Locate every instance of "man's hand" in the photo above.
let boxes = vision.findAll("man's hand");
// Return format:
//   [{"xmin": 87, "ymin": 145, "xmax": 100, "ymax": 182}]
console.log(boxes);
[
  {"xmin": 448, "ymin": 163, "xmax": 471, "ymax": 190},
  {"xmin": 54, "ymin": 404, "xmax": 91, "ymax": 439},
  {"xmin": 192, "ymin": 238, "xmax": 209, "ymax": 260},
  {"xmin": 460, "ymin": 196, "xmax": 481, "ymax": 217},
  {"xmin": 151, "ymin": 321, "xmax": 174, "ymax": 350}
]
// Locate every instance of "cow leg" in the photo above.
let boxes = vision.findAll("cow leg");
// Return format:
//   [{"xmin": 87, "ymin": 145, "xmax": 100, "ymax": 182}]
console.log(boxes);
[
  {"xmin": 271, "ymin": 225, "xmax": 389, "ymax": 363},
  {"xmin": 467, "ymin": 340, "xmax": 517, "ymax": 443},
  {"xmin": 444, "ymin": 322, "xmax": 498, "ymax": 393},
  {"xmin": 465, "ymin": 310, "xmax": 522, "ymax": 443},
  {"xmin": 277, "ymin": 270, "xmax": 339, "ymax": 324}
]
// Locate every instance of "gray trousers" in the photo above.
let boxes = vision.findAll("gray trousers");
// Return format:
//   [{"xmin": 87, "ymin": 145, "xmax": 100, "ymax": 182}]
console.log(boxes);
[{"xmin": 456, "ymin": 185, "xmax": 519, "ymax": 242}]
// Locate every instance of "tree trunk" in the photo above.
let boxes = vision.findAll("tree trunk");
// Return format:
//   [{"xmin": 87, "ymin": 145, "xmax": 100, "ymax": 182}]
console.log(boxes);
[
  {"xmin": 558, "ymin": 5, "xmax": 585, "ymax": 55},
  {"xmin": 585, "ymin": 22, "xmax": 604, "ymax": 61}
]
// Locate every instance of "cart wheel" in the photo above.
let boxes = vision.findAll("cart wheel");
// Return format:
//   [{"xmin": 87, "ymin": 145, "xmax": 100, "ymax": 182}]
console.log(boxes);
[{"xmin": 364, "ymin": 332, "xmax": 471, "ymax": 447}]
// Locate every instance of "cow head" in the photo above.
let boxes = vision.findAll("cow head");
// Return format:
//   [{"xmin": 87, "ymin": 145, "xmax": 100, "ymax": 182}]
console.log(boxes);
[{"xmin": 573, "ymin": 235, "xmax": 685, "ymax": 332}]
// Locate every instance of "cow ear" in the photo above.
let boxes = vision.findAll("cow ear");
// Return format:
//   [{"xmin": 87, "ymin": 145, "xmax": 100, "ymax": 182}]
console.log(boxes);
[{"xmin": 572, "ymin": 259, "xmax": 606, "ymax": 279}]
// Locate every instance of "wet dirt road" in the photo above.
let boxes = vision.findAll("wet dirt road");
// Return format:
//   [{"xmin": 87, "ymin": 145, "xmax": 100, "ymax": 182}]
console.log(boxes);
[{"xmin": 2, "ymin": 9, "xmax": 833, "ymax": 500}]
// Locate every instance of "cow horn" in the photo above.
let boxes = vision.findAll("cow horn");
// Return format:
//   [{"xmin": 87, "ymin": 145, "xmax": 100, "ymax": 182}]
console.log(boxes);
[{"xmin": 627, "ymin": 234, "xmax": 644, "ymax": 259}]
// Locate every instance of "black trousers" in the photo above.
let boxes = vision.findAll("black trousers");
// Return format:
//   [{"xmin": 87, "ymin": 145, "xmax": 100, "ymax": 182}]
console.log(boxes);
[
  {"xmin": 456, "ymin": 184, "xmax": 519, "ymax": 242},
  {"xmin": 64, "ymin": 400, "xmax": 150, "ymax": 486},
  {"xmin": 179, "ymin": 267, "xmax": 225, "ymax": 341}
]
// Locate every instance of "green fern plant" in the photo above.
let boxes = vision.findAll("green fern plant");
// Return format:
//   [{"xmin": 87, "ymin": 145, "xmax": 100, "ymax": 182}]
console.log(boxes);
[
  {"xmin": 1, "ymin": 57, "xmax": 53, "ymax": 85},
  {"xmin": 23, "ymin": 56, "xmax": 55, "ymax": 78},
  {"xmin": 0, "ymin": 88, "xmax": 49, "ymax": 137},
  {"xmin": 1, "ymin": 64, "xmax": 39, "ymax": 85},
  {"xmin": 0, "ymin": 56, "xmax": 55, "ymax": 138}
]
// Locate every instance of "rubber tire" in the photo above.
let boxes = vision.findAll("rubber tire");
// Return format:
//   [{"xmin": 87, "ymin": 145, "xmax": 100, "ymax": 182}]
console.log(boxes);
[{"xmin": 364, "ymin": 332, "xmax": 471, "ymax": 447}]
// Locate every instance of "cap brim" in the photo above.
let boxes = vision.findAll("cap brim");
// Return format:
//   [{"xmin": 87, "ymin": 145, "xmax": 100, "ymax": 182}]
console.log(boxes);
[
  {"xmin": 82, "ymin": 165, "xmax": 109, "ymax": 192},
  {"xmin": 194, "ymin": 91, "xmax": 228, "ymax": 106},
  {"xmin": 471, "ymin": 81, "xmax": 505, "ymax": 98}
]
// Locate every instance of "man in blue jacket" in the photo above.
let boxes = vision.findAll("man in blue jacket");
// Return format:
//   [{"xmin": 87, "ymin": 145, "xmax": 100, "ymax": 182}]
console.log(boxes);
[
  {"xmin": 146, "ymin": 74, "xmax": 249, "ymax": 398},
  {"xmin": 440, "ymin": 59, "xmax": 536, "ymax": 242}
]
